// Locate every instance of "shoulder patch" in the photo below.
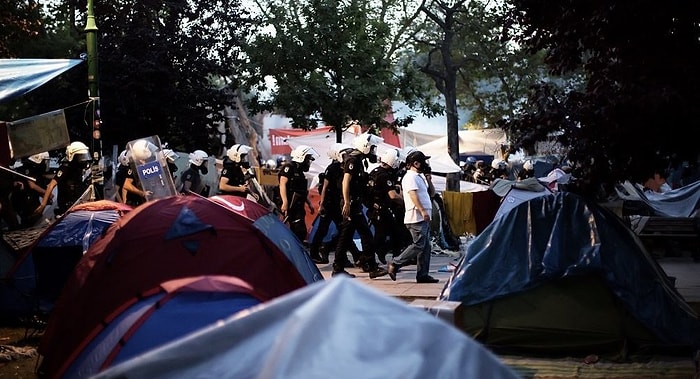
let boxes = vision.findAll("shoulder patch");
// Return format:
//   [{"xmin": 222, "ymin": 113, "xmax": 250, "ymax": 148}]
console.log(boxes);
[
  {"xmin": 56, "ymin": 170, "xmax": 63, "ymax": 178},
  {"xmin": 348, "ymin": 163, "xmax": 354, "ymax": 170},
  {"xmin": 387, "ymin": 180, "xmax": 392, "ymax": 187},
  {"xmin": 221, "ymin": 168, "xmax": 228, "ymax": 175},
  {"xmin": 284, "ymin": 167, "xmax": 290, "ymax": 173}
]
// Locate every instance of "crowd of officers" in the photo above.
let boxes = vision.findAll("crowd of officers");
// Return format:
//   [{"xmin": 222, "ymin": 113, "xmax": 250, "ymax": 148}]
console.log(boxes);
[
  {"xmin": 460, "ymin": 156, "xmax": 536, "ymax": 185},
  {"xmin": 274, "ymin": 133, "xmax": 438, "ymax": 279},
  {"xmin": 1, "ymin": 134, "xmax": 440, "ymax": 282},
  {"xmin": 1, "ymin": 142, "xmax": 94, "ymax": 229}
]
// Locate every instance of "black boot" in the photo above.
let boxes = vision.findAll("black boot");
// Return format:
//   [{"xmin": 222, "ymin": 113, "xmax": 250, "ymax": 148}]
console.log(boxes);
[
  {"xmin": 309, "ymin": 246, "xmax": 328, "ymax": 264},
  {"xmin": 331, "ymin": 262, "xmax": 355, "ymax": 278}
]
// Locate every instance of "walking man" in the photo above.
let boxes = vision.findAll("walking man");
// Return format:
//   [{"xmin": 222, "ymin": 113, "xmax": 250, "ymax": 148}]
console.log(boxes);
[
  {"xmin": 278, "ymin": 145, "xmax": 317, "ymax": 243},
  {"xmin": 331, "ymin": 133, "xmax": 388, "ymax": 279},
  {"xmin": 387, "ymin": 150, "xmax": 439, "ymax": 283}
]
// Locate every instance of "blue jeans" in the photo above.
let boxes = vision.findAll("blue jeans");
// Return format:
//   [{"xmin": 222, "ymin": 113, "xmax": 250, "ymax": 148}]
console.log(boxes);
[{"xmin": 392, "ymin": 221, "xmax": 431, "ymax": 278}]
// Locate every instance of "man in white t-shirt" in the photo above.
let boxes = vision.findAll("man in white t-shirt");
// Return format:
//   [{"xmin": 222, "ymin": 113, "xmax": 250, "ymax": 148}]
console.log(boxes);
[{"xmin": 387, "ymin": 150, "xmax": 439, "ymax": 283}]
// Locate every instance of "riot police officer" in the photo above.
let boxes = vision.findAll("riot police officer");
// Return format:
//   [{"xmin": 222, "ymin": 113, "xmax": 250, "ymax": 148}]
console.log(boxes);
[
  {"xmin": 279, "ymin": 145, "xmax": 318, "ymax": 243},
  {"xmin": 308, "ymin": 143, "xmax": 351, "ymax": 264},
  {"xmin": 331, "ymin": 133, "xmax": 388, "ymax": 279},
  {"xmin": 219, "ymin": 144, "xmax": 252, "ymax": 198},
  {"xmin": 366, "ymin": 148, "xmax": 407, "ymax": 264},
  {"xmin": 177, "ymin": 150, "xmax": 209, "ymax": 196},
  {"xmin": 33, "ymin": 141, "xmax": 91, "ymax": 217}
]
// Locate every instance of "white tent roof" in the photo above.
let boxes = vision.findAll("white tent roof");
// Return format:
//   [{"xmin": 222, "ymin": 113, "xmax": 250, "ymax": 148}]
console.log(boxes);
[
  {"xmin": 397, "ymin": 128, "xmax": 443, "ymax": 148},
  {"xmin": 415, "ymin": 129, "xmax": 507, "ymax": 169},
  {"xmin": 93, "ymin": 278, "xmax": 520, "ymax": 379}
]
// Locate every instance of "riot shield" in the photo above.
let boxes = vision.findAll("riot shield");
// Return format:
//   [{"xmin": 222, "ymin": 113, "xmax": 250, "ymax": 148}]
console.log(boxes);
[{"xmin": 126, "ymin": 136, "xmax": 177, "ymax": 201}]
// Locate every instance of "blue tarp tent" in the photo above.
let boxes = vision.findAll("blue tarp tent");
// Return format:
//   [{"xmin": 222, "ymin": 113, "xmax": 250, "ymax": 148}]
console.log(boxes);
[{"xmin": 440, "ymin": 191, "xmax": 700, "ymax": 358}]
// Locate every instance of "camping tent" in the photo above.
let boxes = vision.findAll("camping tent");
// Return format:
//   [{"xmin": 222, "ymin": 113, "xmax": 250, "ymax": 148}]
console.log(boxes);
[
  {"xmin": 37, "ymin": 195, "xmax": 323, "ymax": 378},
  {"xmin": 92, "ymin": 278, "xmax": 520, "ymax": 379},
  {"xmin": 64, "ymin": 275, "xmax": 265, "ymax": 378},
  {"xmin": 491, "ymin": 177, "xmax": 553, "ymax": 220},
  {"xmin": 0, "ymin": 200, "xmax": 132, "ymax": 316},
  {"xmin": 414, "ymin": 129, "xmax": 507, "ymax": 171},
  {"xmin": 440, "ymin": 191, "xmax": 700, "ymax": 358}
]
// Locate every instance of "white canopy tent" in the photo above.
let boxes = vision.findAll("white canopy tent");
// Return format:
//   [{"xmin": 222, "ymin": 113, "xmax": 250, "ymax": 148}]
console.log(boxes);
[{"xmin": 415, "ymin": 129, "xmax": 507, "ymax": 162}]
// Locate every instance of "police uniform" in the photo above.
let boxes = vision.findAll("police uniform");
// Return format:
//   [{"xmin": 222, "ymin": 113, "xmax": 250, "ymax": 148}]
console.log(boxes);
[
  {"xmin": 218, "ymin": 158, "xmax": 248, "ymax": 198},
  {"xmin": 177, "ymin": 166, "xmax": 205, "ymax": 195},
  {"xmin": 124, "ymin": 167, "xmax": 147, "ymax": 206},
  {"xmin": 308, "ymin": 159, "xmax": 344, "ymax": 262},
  {"xmin": 53, "ymin": 160, "xmax": 89, "ymax": 215},
  {"xmin": 517, "ymin": 168, "xmax": 535, "ymax": 181},
  {"xmin": 366, "ymin": 164, "xmax": 408, "ymax": 263},
  {"xmin": 12, "ymin": 160, "xmax": 49, "ymax": 226},
  {"xmin": 333, "ymin": 151, "xmax": 380, "ymax": 273},
  {"xmin": 278, "ymin": 161, "xmax": 310, "ymax": 242}
]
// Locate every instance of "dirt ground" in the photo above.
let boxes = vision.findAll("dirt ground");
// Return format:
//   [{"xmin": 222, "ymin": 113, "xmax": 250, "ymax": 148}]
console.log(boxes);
[{"xmin": 0, "ymin": 325, "xmax": 42, "ymax": 378}]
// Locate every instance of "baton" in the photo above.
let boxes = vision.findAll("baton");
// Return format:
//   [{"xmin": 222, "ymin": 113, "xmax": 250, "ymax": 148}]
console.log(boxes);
[
  {"xmin": 282, "ymin": 192, "xmax": 300, "ymax": 224},
  {"xmin": 0, "ymin": 165, "xmax": 37, "ymax": 182}
]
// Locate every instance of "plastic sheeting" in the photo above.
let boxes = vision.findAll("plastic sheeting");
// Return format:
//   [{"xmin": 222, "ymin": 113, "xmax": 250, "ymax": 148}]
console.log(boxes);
[
  {"xmin": 623, "ymin": 179, "xmax": 700, "ymax": 217},
  {"xmin": 440, "ymin": 191, "xmax": 700, "ymax": 349},
  {"xmin": 92, "ymin": 278, "xmax": 520, "ymax": 379},
  {"xmin": 0, "ymin": 59, "xmax": 82, "ymax": 102}
]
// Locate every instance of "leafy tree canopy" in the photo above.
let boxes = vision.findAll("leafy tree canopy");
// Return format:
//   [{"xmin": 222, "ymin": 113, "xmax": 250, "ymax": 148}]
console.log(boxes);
[
  {"xmin": 0, "ymin": 0, "xmax": 43, "ymax": 57},
  {"xmin": 91, "ymin": 0, "xmax": 258, "ymax": 152},
  {"xmin": 244, "ymin": 0, "xmax": 423, "ymax": 140},
  {"xmin": 501, "ymin": 0, "xmax": 700, "ymax": 198}
]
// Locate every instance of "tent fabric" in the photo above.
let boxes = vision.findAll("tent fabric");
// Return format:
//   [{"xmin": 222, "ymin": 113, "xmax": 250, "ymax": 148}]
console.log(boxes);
[
  {"xmin": 268, "ymin": 126, "xmax": 333, "ymax": 155},
  {"xmin": 37, "ymin": 195, "xmax": 323, "ymax": 379},
  {"xmin": 92, "ymin": 278, "xmax": 520, "ymax": 379},
  {"xmin": 459, "ymin": 274, "xmax": 661, "ymax": 357},
  {"xmin": 65, "ymin": 275, "xmax": 264, "ymax": 379},
  {"xmin": 0, "ymin": 59, "xmax": 83, "ymax": 102},
  {"xmin": 397, "ymin": 128, "xmax": 443, "ymax": 148},
  {"xmin": 492, "ymin": 178, "xmax": 553, "ymax": 220},
  {"xmin": 440, "ymin": 191, "xmax": 700, "ymax": 353},
  {"xmin": 414, "ymin": 129, "xmax": 507, "ymax": 173},
  {"xmin": 0, "ymin": 200, "xmax": 131, "ymax": 316},
  {"xmin": 620, "ymin": 179, "xmax": 700, "ymax": 217},
  {"xmin": 471, "ymin": 189, "xmax": 502, "ymax": 234},
  {"xmin": 441, "ymin": 191, "xmax": 477, "ymax": 235}
]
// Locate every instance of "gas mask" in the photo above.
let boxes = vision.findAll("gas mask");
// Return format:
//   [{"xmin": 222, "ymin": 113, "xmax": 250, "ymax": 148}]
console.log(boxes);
[
  {"xmin": 301, "ymin": 156, "xmax": 314, "ymax": 172},
  {"xmin": 197, "ymin": 164, "xmax": 209, "ymax": 175},
  {"xmin": 241, "ymin": 161, "xmax": 251, "ymax": 169},
  {"xmin": 367, "ymin": 145, "xmax": 378, "ymax": 164}
]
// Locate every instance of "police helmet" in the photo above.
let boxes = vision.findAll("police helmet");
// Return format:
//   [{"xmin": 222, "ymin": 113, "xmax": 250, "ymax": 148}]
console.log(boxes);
[
  {"xmin": 66, "ymin": 141, "xmax": 90, "ymax": 162},
  {"xmin": 290, "ymin": 145, "xmax": 319, "ymax": 163},
  {"xmin": 352, "ymin": 133, "xmax": 383, "ymax": 155},
  {"xmin": 227, "ymin": 144, "xmax": 252, "ymax": 163},
  {"xmin": 188, "ymin": 150, "xmax": 208, "ymax": 167}
]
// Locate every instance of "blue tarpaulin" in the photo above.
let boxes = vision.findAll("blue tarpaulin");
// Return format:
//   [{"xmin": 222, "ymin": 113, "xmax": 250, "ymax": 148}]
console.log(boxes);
[
  {"xmin": 440, "ymin": 191, "xmax": 700, "ymax": 350},
  {"xmin": 0, "ymin": 58, "xmax": 83, "ymax": 102}
]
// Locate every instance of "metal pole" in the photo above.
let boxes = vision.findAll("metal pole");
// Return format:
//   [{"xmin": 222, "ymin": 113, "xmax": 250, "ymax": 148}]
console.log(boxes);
[
  {"xmin": 85, "ymin": 0, "xmax": 104, "ymax": 199},
  {"xmin": 85, "ymin": 0, "xmax": 98, "ymax": 100}
]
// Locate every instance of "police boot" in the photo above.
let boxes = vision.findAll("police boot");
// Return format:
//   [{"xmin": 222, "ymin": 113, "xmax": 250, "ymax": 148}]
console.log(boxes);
[
  {"xmin": 309, "ymin": 246, "xmax": 328, "ymax": 264},
  {"xmin": 331, "ymin": 262, "xmax": 355, "ymax": 278}
]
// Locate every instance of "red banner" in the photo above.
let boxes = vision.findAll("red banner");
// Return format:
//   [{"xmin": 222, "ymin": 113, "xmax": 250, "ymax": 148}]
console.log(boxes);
[{"xmin": 268, "ymin": 126, "xmax": 333, "ymax": 155}]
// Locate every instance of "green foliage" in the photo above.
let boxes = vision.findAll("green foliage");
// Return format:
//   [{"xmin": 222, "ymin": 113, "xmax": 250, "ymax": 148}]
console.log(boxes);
[
  {"xmin": 244, "ymin": 0, "xmax": 417, "ymax": 138},
  {"xmin": 0, "ymin": 0, "xmax": 43, "ymax": 57},
  {"xmin": 89, "ymin": 0, "xmax": 258, "ymax": 153},
  {"xmin": 501, "ymin": 0, "xmax": 700, "ymax": 198}
]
